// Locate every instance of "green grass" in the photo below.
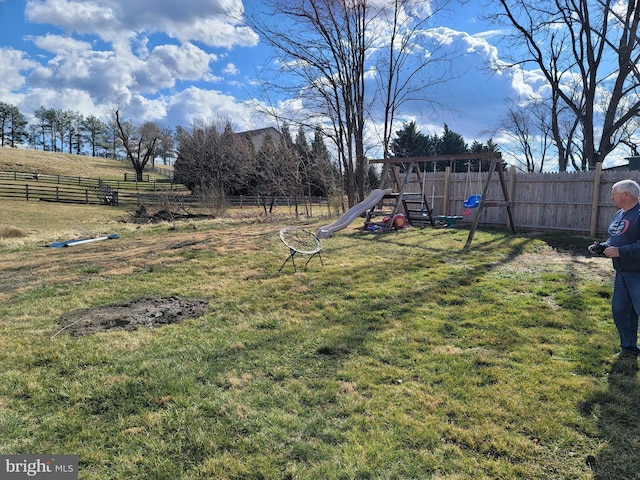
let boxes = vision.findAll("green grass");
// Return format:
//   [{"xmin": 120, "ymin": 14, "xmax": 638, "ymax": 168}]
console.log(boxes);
[{"xmin": 0, "ymin": 217, "xmax": 636, "ymax": 479}]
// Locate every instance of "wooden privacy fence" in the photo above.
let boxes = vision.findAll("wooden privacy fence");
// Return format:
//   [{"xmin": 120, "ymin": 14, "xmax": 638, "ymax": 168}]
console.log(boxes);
[{"xmin": 406, "ymin": 163, "xmax": 638, "ymax": 237}]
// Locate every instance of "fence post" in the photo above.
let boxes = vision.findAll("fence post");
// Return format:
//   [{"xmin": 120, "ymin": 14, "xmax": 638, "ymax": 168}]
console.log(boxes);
[
  {"xmin": 590, "ymin": 162, "xmax": 602, "ymax": 238},
  {"xmin": 507, "ymin": 165, "xmax": 516, "ymax": 229},
  {"xmin": 443, "ymin": 166, "xmax": 451, "ymax": 216},
  {"xmin": 25, "ymin": 184, "xmax": 29, "ymax": 201}
]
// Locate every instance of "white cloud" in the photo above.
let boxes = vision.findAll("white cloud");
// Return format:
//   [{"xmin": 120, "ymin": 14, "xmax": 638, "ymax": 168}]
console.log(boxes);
[
  {"xmin": 509, "ymin": 67, "xmax": 547, "ymax": 100},
  {"xmin": 20, "ymin": 87, "xmax": 108, "ymax": 121},
  {"xmin": 0, "ymin": 48, "xmax": 39, "ymax": 95},
  {"xmin": 125, "ymin": 94, "xmax": 168, "ymax": 123},
  {"xmin": 165, "ymin": 86, "xmax": 255, "ymax": 129},
  {"xmin": 223, "ymin": 63, "xmax": 239, "ymax": 76},
  {"xmin": 28, "ymin": 33, "xmax": 91, "ymax": 54},
  {"xmin": 24, "ymin": 38, "xmax": 136, "ymax": 102},
  {"xmin": 25, "ymin": 0, "xmax": 258, "ymax": 48},
  {"xmin": 133, "ymin": 42, "xmax": 218, "ymax": 91},
  {"xmin": 406, "ymin": 27, "xmax": 515, "ymax": 138}
]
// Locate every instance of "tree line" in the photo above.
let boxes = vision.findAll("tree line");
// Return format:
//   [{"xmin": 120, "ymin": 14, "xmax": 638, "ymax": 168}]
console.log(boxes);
[
  {"xmin": 390, "ymin": 122, "xmax": 501, "ymax": 172},
  {"xmin": 0, "ymin": 96, "xmax": 515, "ymax": 204},
  {"xmin": 0, "ymin": 99, "xmax": 342, "ymax": 201},
  {"xmin": 173, "ymin": 122, "xmax": 339, "ymax": 209},
  {"xmin": 0, "ymin": 102, "xmax": 175, "ymax": 163}
]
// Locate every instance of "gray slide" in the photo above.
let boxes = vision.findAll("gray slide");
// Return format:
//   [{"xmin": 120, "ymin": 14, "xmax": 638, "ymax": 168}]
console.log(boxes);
[{"xmin": 317, "ymin": 189, "xmax": 391, "ymax": 239}]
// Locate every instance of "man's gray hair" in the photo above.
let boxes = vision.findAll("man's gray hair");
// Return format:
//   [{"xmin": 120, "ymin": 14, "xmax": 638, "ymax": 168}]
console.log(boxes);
[{"xmin": 613, "ymin": 179, "xmax": 640, "ymax": 198}]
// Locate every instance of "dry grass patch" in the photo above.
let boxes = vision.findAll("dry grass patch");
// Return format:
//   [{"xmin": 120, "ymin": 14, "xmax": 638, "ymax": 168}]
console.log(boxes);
[
  {"xmin": 0, "ymin": 226, "xmax": 26, "ymax": 239},
  {"xmin": 0, "ymin": 146, "xmax": 135, "ymax": 179}
]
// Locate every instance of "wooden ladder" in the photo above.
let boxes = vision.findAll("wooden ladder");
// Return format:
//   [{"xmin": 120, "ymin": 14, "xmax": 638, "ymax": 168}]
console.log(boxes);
[{"xmin": 366, "ymin": 161, "xmax": 435, "ymax": 231}]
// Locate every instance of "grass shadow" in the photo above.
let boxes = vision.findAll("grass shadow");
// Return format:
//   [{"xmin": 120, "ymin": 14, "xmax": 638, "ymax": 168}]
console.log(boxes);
[{"xmin": 582, "ymin": 356, "xmax": 640, "ymax": 478}]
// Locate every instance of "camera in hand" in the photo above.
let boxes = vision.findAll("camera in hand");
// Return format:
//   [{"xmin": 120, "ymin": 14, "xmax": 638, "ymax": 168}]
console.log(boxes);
[{"xmin": 592, "ymin": 242, "xmax": 608, "ymax": 255}]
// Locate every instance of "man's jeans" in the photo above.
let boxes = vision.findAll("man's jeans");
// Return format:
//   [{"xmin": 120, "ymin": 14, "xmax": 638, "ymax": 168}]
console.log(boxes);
[{"xmin": 612, "ymin": 270, "xmax": 640, "ymax": 352}]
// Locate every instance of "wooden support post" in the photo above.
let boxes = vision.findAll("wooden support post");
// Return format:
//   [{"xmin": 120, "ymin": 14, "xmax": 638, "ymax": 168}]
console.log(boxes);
[
  {"xmin": 463, "ymin": 160, "xmax": 516, "ymax": 251},
  {"xmin": 507, "ymin": 165, "xmax": 516, "ymax": 230},
  {"xmin": 496, "ymin": 162, "xmax": 516, "ymax": 234},
  {"xmin": 464, "ymin": 160, "xmax": 496, "ymax": 251},
  {"xmin": 590, "ymin": 162, "xmax": 602, "ymax": 238},
  {"xmin": 385, "ymin": 161, "xmax": 415, "ymax": 232},
  {"xmin": 443, "ymin": 166, "xmax": 451, "ymax": 216},
  {"xmin": 380, "ymin": 163, "xmax": 391, "ymax": 190}
]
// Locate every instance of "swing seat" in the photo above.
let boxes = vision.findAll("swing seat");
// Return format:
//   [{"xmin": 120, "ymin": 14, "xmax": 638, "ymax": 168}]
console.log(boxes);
[
  {"xmin": 436, "ymin": 215, "xmax": 463, "ymax": 228},
  {"xmin": 464, "ymin": 195, "xmax": 482, "ymax": 208}
]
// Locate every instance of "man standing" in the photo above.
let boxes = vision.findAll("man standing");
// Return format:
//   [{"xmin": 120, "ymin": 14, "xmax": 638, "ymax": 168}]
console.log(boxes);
[{"xmin": 592, "ymin": 179, "xmax": 640, "ymax": 357}]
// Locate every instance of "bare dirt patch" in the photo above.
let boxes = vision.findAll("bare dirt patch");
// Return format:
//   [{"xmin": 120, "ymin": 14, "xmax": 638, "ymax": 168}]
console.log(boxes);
[{"xmin": 55, "ymin": 296, "xmax": 209, "ymax": 337}]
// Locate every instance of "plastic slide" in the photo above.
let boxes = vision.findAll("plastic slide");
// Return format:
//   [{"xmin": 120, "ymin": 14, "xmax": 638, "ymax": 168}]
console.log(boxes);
[{"xmin": 317, "ymin": 189, "xmax": 391, "ymax": 239}]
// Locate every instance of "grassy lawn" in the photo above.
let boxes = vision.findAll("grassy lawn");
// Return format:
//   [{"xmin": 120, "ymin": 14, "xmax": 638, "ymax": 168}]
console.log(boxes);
[{"xmin": 0, "ymin": 201, "xmax": 637, "ymax": 479}]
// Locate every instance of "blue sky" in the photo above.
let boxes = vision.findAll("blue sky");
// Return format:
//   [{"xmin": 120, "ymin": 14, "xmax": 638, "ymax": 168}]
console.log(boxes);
[{"xmin": 0, "ymin": 0, "xmax": 630, "ymax": 169}]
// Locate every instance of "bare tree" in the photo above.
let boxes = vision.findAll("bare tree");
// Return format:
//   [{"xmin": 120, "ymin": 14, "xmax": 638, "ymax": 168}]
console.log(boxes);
[
  {"xmin": 174, "ymin": 121, "xmax": 252, "ymax": 196},
  {"xmin": 492, "ymin": 0, "xmax": 640, "ymax": 170},
  {"xmin": 114, "ymin": 110, "xmax": 160, "ymax": 182},
  {"xmin": 247, "ymin": 0, "xmax": 379, "ymax": 206},
  {"xmin": 246, "ymin": 0, "xmax": 458, "ymax": 204},
  {"xmin": 375, "ymin": 0, "xmax": 455, "ymax": 161},
  {"xmin": 500, "ymin": 99, "xmax": 553, "ymax": 172},
  {"xmin": 253, "ymin": 131, "xmax": 300, "ymax": 214}
]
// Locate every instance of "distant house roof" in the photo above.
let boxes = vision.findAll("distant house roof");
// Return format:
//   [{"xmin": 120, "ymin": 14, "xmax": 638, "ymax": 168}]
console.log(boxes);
[
  {"xmin": 236, "ymin": 127, "xmax": 282, "ymax": 151},
  {"xmin": 603, "ymin": 156, "xmax": 640, "ymax": 172}
]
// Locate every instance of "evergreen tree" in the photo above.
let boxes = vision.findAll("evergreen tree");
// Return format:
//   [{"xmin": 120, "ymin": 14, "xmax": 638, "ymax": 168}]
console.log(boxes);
[
  {"xmin": 82, "ymin": 115, "xmax": 108, "ymax": 157},
  {"xmin": 390, "ymin": 121, "xmax": 431, "ymax": 158},
  {"xmin": 295, "ymin": 126, "xmax": 313, "ymax": 197},
  {"xmin": 0, "ymin": 102, "xmax": 27, "ymax": 147},
  {"xmin": 311, "ymin": 126, "xmax": 338, "ymax": 198}
]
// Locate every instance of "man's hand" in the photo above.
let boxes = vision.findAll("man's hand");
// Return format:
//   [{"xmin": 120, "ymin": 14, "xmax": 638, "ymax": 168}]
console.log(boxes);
[{"xmin": 604, "ymin": 246, "xmax": 620, "ymax": 258}]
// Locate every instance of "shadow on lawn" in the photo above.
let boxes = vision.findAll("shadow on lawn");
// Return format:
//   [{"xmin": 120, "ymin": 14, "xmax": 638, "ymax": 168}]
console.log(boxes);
[{"xmin": 583, "ymin": 357, "xmax": 640, "ymax": 479}]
